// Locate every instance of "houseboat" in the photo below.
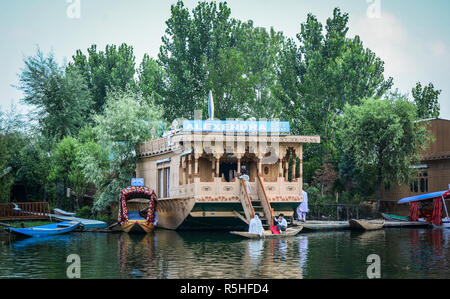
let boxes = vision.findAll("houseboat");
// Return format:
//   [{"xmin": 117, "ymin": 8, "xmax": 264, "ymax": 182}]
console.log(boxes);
[{"xmin": 135, "ymin": 120, "xmax": 320, "ymax": 230}]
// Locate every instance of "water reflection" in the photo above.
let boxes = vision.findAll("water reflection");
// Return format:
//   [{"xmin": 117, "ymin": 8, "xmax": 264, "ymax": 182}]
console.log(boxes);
[
  {"xmin": 298, "ymin": 235, "xmax": 308, "ymax": 271},
  {"xmin": 3, "ymin": 229, "xmax": 450, "ymax": 278}
]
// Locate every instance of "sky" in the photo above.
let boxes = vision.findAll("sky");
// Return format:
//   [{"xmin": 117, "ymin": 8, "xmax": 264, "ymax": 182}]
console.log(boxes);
[{"xmin": 1, "ymin": 0, "xmax": 449, "ymax": 119}]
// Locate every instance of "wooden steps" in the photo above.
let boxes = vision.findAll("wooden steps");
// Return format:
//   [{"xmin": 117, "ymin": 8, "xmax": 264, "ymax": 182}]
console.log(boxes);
[{"xmin": 238, "ymin": 175, "xmax": 274, "ymax": 230}]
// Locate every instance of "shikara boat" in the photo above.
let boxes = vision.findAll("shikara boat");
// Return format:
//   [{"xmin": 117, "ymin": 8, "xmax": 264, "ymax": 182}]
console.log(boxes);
[
  {"xmin": 5, "ymin": 221, "xmax": 81, "ymax": 238},
  {"xmin": 230, "ymin": 227, "xmax": 303, "ymax": 239},
  {"xmin": 398, "ymin": 190, "xmax": 450, "ymax": 229},
  {"xmin": 115, "ymin": 186, "xmax": 158, "ymax": 233},
  {"xmin": 381, "ymin": 213, "xmax": 409, "ymax": 222},
  {"xmin": 349, "ymin": 219, "xmax": 385, "ymax": 231},
  {"xmin": 53, "ymin": 208, "xmax": 76, "ymax": 217}
]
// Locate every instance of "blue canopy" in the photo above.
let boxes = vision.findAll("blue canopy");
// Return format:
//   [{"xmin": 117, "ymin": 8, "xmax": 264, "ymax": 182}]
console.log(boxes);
[{"xmin": 398, "ymin": 191, "xmax": 448, "ymax": 204}]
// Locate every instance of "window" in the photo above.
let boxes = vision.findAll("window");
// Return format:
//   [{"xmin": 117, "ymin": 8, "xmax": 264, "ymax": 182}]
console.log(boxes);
[
  {"xmin": 158, "ymin": 168, "xmax": 164, "ymax": 198},
  {"xmin": 414, "ymin": 180, "xmax": 418, "ymax": 193},
  {"xmin": 158, "ymin": 167, "xmax": 170, "ymax": 198},
  {"xmin": 166, "ymin": 168, "xmax": 170, "ymax": 198},
  {"xmin": 420, "ymin": 178, "xmax": 425, "ymax": 193}
]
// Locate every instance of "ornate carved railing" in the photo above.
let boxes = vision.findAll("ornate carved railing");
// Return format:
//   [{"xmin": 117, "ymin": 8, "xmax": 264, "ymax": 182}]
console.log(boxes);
[
  {"xmin": 257, "ymin": 174, "xmax": 274, "ymax": 226},
  {"xmin": 239, "ymin": 178, "xmax": 255, "ymax": 224}
]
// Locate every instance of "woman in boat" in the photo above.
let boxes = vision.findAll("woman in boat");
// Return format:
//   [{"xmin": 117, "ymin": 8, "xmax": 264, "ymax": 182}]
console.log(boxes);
[{"xmin": 248, "ymin": 213, "xmax": 264, "ymax": 237}]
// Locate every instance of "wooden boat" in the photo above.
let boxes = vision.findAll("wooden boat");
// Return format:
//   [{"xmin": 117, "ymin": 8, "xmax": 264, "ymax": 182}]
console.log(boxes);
[
  {"xmin": 381, "ymin": 213, "xmax": 408, "ymax": 222},
  {"xmin": 119, "ymin": 215, "xmax": 155, "ymax": 233},
  {"xmin": 349, "ymin": 219, "xmax": 384, "ymax": 231},
  {"xmin": 135, "ymin": 120, "xmax": 321, "ymax": 231},
  {"xmin": 5, "ymin": 221, "xmax": 81, "ymax": 238},
  {"xmin": 398, "ymin": 190, "xmax": 450, "ymax": 229},
  {"xmin": 116, "ymin": 186, "xmax": 158, "ymax": 234},
  {"xmin": 54, "ymin": 208, "xmax": 76, "ymax": 217},
  {"xmin": 230, "ymin": 227, "xmax": 303, "ymax": 239}
]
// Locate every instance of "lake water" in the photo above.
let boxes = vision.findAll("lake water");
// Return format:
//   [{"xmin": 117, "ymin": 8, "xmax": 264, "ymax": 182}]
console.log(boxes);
[{"xmin": 1, "ymin": 228, "xmax": 450, "ymax": 279}]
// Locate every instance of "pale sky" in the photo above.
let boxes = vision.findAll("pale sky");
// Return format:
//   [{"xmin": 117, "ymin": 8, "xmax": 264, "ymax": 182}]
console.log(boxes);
[{"xmin": 1, "ymin": 0, "xmax": 449, "ymax": 119}]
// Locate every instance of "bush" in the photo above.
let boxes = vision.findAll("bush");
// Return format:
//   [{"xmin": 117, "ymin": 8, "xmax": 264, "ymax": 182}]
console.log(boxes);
[{"xmin": 76, "ymin": 206, "xmax": 92, "ymax": 218}]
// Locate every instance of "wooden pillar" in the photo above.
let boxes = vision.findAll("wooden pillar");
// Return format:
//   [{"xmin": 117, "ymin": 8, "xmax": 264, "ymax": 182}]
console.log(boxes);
[
  {"xmin": 182, "ymin": 156, "xmax": 186, "ymax": 185},
  {"xmin": 237, "ymin": 154, "xmax": 242, "ymax": 176},
  {"xmin": 194, "ymin": 154, "xmax": 200, "ymax": 175},
  {"xmin": 211, "ymin": 158, "xmax": 216, "ymax": 179},
  {"xmin": 284, "ymin": 160, "xmax": 289, "ymax": 179},
  {"xmin": 278, "ymin": 159, "xmax": 283, "ymax": 177},
  {"xmin": 214, "ymin": 154, "xmax": 222, "ymax": 177},
  {"xmin": 299, "ymin": 159, "xmax": 303, "ymax": 181},
  {"xmin": 257, "ymin": 156, "xmax": 263, "ymax": 175},
  {"xmin": 188, "ymin": 154, "xmax": 192, "ymax": 183}
]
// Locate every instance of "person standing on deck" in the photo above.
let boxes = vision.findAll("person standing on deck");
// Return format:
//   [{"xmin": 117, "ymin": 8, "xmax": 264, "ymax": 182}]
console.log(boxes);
[
  {"xmin": 248, "ymin": 213, "xmax": 264, "ymax": 237},
  {"xmin": 239, "ymin": 165, "xmax": 251, "ymax": 194},
  {"xmin": 297, "ymin": 190, "xmax": 309, "ymax": 222}
]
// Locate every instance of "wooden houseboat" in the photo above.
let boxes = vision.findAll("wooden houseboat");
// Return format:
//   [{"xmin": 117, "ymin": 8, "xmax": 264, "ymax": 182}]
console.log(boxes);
[
  {"xmin": 135, "ymin": 120, "xmax": 320, "ymax": 230},
  {"xmin": 381, "ymin": 118, "xmax": 450, "ymax": 215}
]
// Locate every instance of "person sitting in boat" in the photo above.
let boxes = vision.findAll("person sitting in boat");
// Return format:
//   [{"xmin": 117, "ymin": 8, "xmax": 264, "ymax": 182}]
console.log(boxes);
[
  {"xmin": 248, "ymin": 213, "xmax": 264, "ymax": 237},
  {"xmin": 274, "ymin": 214, "xmax": 288, "ymax": 233},
  {"xmin": 296, "ymin": 190, "xmax": 309, "ymax": 222}
]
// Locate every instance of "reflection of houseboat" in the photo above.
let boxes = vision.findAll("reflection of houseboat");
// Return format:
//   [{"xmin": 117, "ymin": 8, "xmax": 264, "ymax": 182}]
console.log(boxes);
[{"xmin": 136, "ymin": 120, "xmax": 320, "ymax": 230}]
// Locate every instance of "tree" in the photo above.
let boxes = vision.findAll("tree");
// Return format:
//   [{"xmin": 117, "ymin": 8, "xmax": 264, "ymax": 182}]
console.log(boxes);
[
  {"xmin": 48, "ymin": 136, "xmax": 90, "ymax": 210},
  {"xmin": 0, "ymin": 105, "xmax": 27, "ymax": 202},
  {"xmin": 276, "ymin": 8, "xmax": 393, "ymax": 147},
  {"xmin": 70, "ymin": 43, "xmax": 136, "ymax": 113},
  {"xmin": 79, "ymin": 88, "xmax": 164, "ymax": 210},
  {"xmin": 18, "ymin": 49, "xmax": 93, "ymax": 140},
  {"xmin": 412, "ymin": 82, "xmax": 441, "ymax": 119},
  {"xmin": 157, "ymin": 1, "xmax": 284, "ymax": 121},
  {"xmin": 336, "ymin": 97, "xmax": 431, "ymax": 216}
]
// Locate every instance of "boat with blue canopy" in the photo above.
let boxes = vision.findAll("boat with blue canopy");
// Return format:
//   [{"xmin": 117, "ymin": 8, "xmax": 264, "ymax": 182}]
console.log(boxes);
[
  {"xmin": 5, "ymin": 221, "xmax": 81, "ymax": 238},
  {"xmin": 397, "ymin": 191, "xmax": 449, "ymax": 204},
  {"xmin": 398, "ymin": 189, "xmax": 450, "ymax": 228}
]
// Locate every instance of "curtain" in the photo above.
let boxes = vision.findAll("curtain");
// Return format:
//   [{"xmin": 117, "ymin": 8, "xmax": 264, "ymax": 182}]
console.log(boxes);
[
  {"xmin": 409, "ymin": 202, "xmax": 420, "ymax": 222},
  {"xmin": 431, "ymin": 198, "xmax": 442, "ymax": 226}
]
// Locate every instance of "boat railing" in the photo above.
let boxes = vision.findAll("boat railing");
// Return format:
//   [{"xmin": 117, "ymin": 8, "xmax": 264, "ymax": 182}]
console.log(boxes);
[{"xmin": 0, "ymin": 202, "xmax": 51, "ymax": 221}]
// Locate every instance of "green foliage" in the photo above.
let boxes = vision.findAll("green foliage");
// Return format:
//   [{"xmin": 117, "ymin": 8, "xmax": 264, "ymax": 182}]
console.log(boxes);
[
  {"xmin": 276, "ymin": 8, "xmax": 393, "ymax": 148},
  {"xmin": 412, "ymin": 82, "xmax": 441, "ymax": 119},
  {"xmin": 48, "ymin": 136, "xmax": 90, "ymax": 209},
  {"xmin": 78, "ymin": 88, "xmax": 164, "ymax": 210},
  {"xmin": 70, "ymin": 44, "xmax": 136, "ymax": 113},
  {"xmin": 18, "ymin": 49, "xmax": 93, "ymax": 140},
  {"xmin": 157, "ymin": 1, "xmax": 284, "ymax": 121},
  {"xmin": 0, "ymin": 105, "xmax": 28, "ymax": 202},
  {"xmin": 336, "ymin": 97, "xmax": 431, "ymax": 214},
  {"xmin": 76, "ymin": 206, "xmax": 92, "ymax": 219}
]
